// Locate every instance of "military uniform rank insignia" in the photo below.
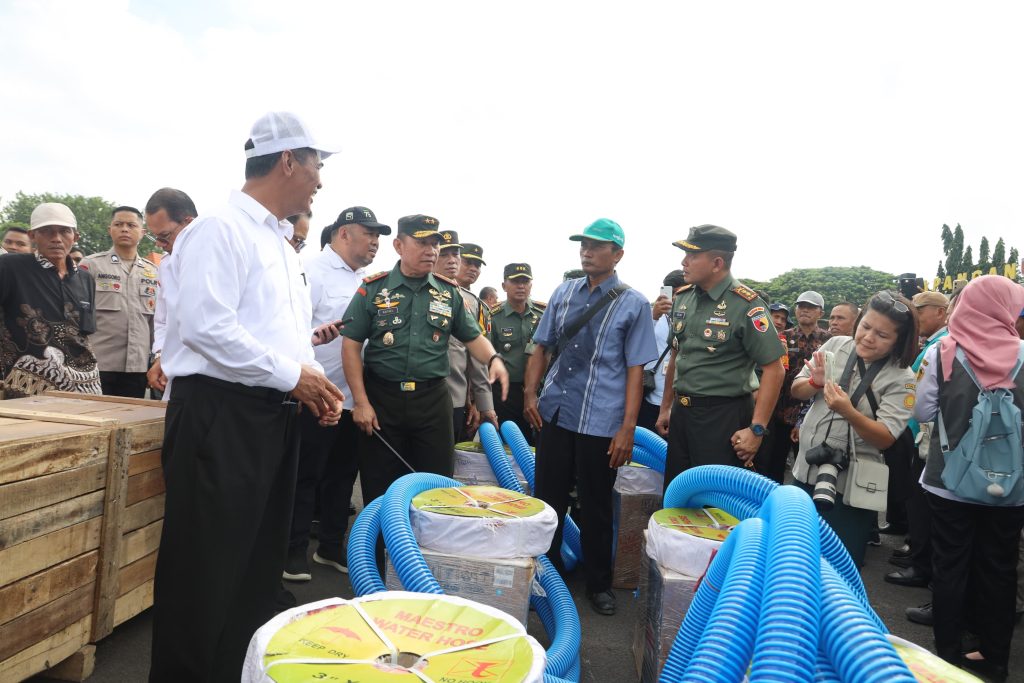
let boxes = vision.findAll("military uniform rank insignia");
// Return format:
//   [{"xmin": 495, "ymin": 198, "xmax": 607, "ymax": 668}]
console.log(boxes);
[
  {"xmin": 383, "ymin": 331, "xmax": 395, "ymax": 346},
  {"xmin": 716, "ymin": 329, "xmax": 727, "ymax": 341},
  {"xmin": 674, "ymin": 321, "xmax": 683, "ymax": 332},
  {"xmin": 703, "ymin": 328, "xmax": 713, "ymax": 338}
]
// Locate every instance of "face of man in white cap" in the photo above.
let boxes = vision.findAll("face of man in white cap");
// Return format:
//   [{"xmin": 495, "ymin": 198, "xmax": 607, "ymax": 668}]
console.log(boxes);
[
  {"xmin": 29, "ymin": 203, "xmax": 79, "ymax": 273},
  {"xmin": 793, "ymin": 290, "xmax": 825, "ymax": 333}
]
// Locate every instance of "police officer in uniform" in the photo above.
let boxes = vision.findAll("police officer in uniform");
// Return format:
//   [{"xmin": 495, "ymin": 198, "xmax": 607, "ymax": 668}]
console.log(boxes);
[
  {"xmin": 434, "ymin": 230, "xmax": 495, "ymax": 440},
  {"xmin": 656, "ymin": 225, "xmax": 785, "ymax": 492},
  {"xmin": 341, "ymin": 215, "xmax": 509, "ymax": 508},
  {"xmin": 489, "ymin": 263, "xmax": 546, "ymax": 444},
  {"xmin": 79, "ymin": 206, "xmax": 158, "ymax": 398}
]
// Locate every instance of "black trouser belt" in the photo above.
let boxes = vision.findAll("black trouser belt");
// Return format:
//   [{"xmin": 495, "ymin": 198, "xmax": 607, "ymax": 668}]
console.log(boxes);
[
  {"xmin": 676, "ymin": 393, "xmax": 748, "ymax": 408},
  {"xmin": 183, "ymin": 374, "xmax": 295, "ymax": 404},
  {"xmin": 365, "ymin": 370, "xmax": 446, "ymax": 392}
]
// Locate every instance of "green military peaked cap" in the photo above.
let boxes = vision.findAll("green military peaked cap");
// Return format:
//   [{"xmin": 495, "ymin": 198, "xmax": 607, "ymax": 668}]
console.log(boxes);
[{"xmin": 673, "ymin": 224, "xmax": 737, "ymax": 252}]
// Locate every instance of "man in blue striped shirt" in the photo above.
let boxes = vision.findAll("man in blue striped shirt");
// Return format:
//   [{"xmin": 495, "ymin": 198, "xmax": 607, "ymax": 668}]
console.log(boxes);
[{"xmin": 524, "ymin": 218, "xmax": 657, "ymax": 616}]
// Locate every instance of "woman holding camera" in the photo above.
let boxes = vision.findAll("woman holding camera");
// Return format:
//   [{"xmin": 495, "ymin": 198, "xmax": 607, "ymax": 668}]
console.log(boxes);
[
  {"xmin": 913, "ymin": 275, "xmax": 1024, "ymax": 681},
  {"xmin": 790, "ymin": 291, "xmax": 918, "ymax": 566}
]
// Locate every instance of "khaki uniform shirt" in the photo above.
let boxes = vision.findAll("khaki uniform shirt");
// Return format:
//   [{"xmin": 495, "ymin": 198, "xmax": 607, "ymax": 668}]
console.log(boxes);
[
  {"xmin": 671, "ymin": 275, "xmax": 785, "ymax": 396},
  {"xmin": 447, "ymin": 288, "xmax": 493, "ymax": 411},
  {"xmin": 342, "ymin": 263, "xmax": 480, "ymax": 382},
  {"xmin": 488, "ymin": 299, "xmax": 546, "ymax": 383},
  {"xmin": 79, "ymin": 250, "xmax": 158, "ymax": 373}
]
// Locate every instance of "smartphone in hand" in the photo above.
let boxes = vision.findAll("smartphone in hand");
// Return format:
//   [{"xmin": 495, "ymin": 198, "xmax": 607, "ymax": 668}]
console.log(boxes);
[{"xmin": 660, "ymin": 285, "xmax": 673, "ymax": 299}]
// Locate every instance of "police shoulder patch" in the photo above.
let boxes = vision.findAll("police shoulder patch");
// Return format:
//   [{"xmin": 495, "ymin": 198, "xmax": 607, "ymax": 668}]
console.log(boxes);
[
  {"xmin": 490, "ymin": 301, "xmax": 505, "ymax": 314},
  {"xmin": 363, "ymin": 271, "xmax": 388, "ymax": 283},
  {"xmin": 731, "ymin": 284, "xmax": 758, "ymax": 302}
]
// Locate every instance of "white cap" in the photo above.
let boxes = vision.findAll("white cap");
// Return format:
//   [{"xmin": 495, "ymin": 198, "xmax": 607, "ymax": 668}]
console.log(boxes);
[
  {"xmin": 29, "ymin": 203, "xmax": 77, "ymax": 231},
  {"xmin": 245, "ymin": 111, "xmax": 340, "ymax": 160},
  {"xmin": 795, "ymin": 290, "xmax": 825, "ymax": 308}
]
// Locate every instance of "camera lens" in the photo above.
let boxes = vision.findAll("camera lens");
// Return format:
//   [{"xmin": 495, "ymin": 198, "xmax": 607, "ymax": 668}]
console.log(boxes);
[{"xmin": 812, "ymin": 464, "xmax": 840, "ymax": 511}]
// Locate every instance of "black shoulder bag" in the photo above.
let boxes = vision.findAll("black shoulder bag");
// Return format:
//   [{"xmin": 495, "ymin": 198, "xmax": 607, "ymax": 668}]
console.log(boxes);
[
  {"xmin": 643, "ymin": 344, "xmax": 672, "ymax": 396},
  {"xmin": 549, "ymin": 283, "xmax": 630, "ymax": 363}
]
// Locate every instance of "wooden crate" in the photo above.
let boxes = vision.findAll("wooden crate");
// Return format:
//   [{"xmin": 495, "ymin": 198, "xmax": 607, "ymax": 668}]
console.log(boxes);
[{"xmin": 0, "ymin": 392, "xmax": 165, "ymax": 682}]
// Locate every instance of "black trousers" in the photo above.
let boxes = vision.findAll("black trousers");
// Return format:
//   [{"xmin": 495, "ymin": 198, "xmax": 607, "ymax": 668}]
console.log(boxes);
[
  {"xmin": 452, "ymin": 406, "xmax": 466, "ymax": 444},
  {"xmin": 100, "ymin": 370, "xmax": 148, "ymax": 398},
  {"xmin": 149, "ymin": 375, "xmax": 299, "ymax": 683},
  {"xmin": 927, "ymin": 492, "xmax": 1024, "ymax": 667},
  {"xmin": 357, "ymin": 376, "xmax": 454, "ymax": 508},
  {"xmin": 664, "ymin": 394, "xmax": 754, "ymax": 496},
  {"xmin": 884, "ymin": 428, "xmax": 915, "ymax": 527},
  {"xmin": 753, "ymin": 416, "xmax": 792, "ymax": 484},
  {"xmin": 906, "ymin": 453, "xmax": 932, "ymax": 574},
  {"xmin": 495, "ymin": 381, "xmax": 538, "ymax": 446},
  {"xmin": 289, "ymin": 409, "xmax": 359, "ymax": 555},
  {"xmin": 534, "ymin": 416, "xmax": 616, "ymax": 594},
  {"xmin": 636, "ymin": 398, "xmax": 661, "ymax": 433}
]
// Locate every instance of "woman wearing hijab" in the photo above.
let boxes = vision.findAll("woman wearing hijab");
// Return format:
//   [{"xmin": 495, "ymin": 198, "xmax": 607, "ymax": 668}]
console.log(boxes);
[
  {"xmin": 913, "ymin": 275, "xmax": 1024, "ymax": 682},
  {"xmin": 790, "ymin": 291, "xmax": 919, "ymax": 566}
]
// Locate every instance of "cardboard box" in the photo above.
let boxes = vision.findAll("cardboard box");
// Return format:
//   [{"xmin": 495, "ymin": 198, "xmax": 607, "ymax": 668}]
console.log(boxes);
[
  {"xmin": 632, "ymin": 533, "xmax": 699, "ymax": 683},
  {"xmin": 453, "ymin": 442, "xmax": 530, "ymax": 494},
  {"xmin": 611, "ymin": 490, "xmax": 661, "ymax": 589},
  {"xmin": 385, "ymin": 547, "xmax": 535, "ymax": 626},
  {"xmin": 0, "ymin": 392, "xmax": 165, "ymax": 681}
]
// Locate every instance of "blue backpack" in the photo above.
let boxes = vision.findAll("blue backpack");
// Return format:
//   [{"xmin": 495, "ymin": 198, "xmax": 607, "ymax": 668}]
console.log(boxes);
[{"xmin": 937, "ymin": 346, "xmax": 1024, "ymax": 506}]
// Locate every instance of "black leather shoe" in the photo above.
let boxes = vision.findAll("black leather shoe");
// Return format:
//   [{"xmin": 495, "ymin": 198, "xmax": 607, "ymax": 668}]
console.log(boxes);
[
  {"xmin": 961, "ymin": 656, "xmax": 1009, "ymax": 683},
  {"xmin": 587, "ymin": 590, "xmax": 616, "ymax": 616},
  {"xmin": 905, "ymin": 602, "xmax": 933, "ymax": 626},
  {"xmin": 878, "ymin": 522, "xmax": 909, "ymax": 535},
  {"xmin": 888, "ymin": 554, "xmax": 913, "ymax": 569},
  {"xmin": 892, "ymin": 543, "xmax": 911, "ymax": 557},
  {"xmin": 885, "ymin": 566, "xmax": 931, "ymax": 587}
]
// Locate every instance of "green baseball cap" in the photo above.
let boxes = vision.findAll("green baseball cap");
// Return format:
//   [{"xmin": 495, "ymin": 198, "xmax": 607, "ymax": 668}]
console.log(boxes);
[{"xmin": 569, "ymin": 218, "xmax": 625, "ymax": 248}]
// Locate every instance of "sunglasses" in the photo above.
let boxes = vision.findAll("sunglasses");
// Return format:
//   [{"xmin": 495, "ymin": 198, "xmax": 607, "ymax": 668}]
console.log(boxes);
[{"xmin": 873, "ymin": 291, "xmax": 910, "ymax": 316}]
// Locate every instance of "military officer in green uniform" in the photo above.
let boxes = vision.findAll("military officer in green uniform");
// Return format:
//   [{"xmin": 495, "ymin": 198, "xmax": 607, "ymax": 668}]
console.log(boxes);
[
  {"xmin": 489, "ymin": 263, "xmax": 546, "ymax": 444},
  {"xmin": 341, "ymin": 214, "xmax": 509, "ymax": 508},
  {"xmin": 655, "ymin": 225, "xmax": 785, "ymax": 492}
]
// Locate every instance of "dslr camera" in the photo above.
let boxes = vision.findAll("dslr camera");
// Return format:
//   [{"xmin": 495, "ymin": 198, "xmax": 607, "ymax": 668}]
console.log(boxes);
[{"xmin": 805, "ymin": 442, "xmax": 849, "ymax": 511}]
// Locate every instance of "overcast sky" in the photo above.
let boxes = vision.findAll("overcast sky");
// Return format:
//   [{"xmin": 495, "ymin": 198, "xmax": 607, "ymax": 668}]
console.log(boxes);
[{"xmin": 2, "ymin": 0, "xmax": 1022, "ymax": 302}]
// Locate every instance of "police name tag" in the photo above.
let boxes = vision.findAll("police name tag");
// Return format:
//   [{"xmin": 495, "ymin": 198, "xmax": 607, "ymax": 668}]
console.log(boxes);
[{"xmin": 429, "ymin": 300, "xmax": 452, "ymax": 317}]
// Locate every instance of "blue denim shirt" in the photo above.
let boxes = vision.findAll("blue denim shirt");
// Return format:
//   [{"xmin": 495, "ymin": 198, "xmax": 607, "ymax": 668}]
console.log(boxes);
[{"xmin": 533, "ymin": 273, "xmax": 657, "ymax": 438}]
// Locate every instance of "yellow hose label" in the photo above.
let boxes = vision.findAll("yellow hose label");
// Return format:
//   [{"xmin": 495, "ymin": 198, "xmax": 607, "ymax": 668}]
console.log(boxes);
[
  {"xmin": 412, "ymin": 486, "xmax": 545, "ymax": 518},
  {"xmin": 891, "ymin": 640, "xmax": 984, "ymax": 682},
  {"xmin": 264, "ymin": 596, "xmax": 537, "ymax": 682},
  {"xmin": 652, "ymin": 507, "xmax": 739, "ymax": 541}
]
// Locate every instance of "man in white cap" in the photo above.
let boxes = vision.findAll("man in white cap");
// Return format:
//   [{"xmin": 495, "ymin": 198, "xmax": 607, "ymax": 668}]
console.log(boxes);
[
  {"xmin": 0, "ymin": 203, "xmax": 101, "ymax": 397},
  {"xmin": 150, "ymin": 112, "xmax": 346, "ymax": 682}
]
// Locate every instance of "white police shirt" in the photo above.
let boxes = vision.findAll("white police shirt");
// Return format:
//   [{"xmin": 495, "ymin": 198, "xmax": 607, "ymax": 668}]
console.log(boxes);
[{"xmin": 161, "ymin": 190, "xmax": 320, "ymax": 396}]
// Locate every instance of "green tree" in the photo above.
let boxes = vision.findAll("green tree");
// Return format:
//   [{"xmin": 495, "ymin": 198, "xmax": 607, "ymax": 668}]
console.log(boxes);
[
  {"xmin": 962, "ymin": 245, "xmax": 974, "ymax": 274},
  {"xmin": 0, "ymin": 191, "xmax": 156, "ymax": 257},
  {"xmin": 944, "ymin": 224, "xmax": 965, "ymax": 277},
  {"xmin": 936, "ymin": 261, "xmax": 945, "ymax": 281},
  {"xmin": 992, "ymin": 238, "xmax": 1006, "ymax": 272},
  {"xmin": 978, "ymin": 236, "xmax": 990, "ymax": 272},
  {"xmin": 742, "ymin": 266, "xmax": 896, "ymax": 310},
  {"xmin": 940, "ymin": 224, "xmax": 953, "ymax": 255}
]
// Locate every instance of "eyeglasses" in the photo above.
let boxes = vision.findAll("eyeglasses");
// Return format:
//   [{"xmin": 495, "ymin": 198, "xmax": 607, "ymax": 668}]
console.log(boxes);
[
  {"xmin": 291, "ymin": 237, "xmax": 307, "ymax": 252},
  {"xmin": 873, "ymin": 291, "xmax": 910, "ymax": 316}
]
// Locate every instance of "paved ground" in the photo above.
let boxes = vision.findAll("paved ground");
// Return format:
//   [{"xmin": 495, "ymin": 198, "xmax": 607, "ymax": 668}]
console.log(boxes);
[{"xmin": 32, "ymin": 518, "xmax": 1024, "ymax": 682}]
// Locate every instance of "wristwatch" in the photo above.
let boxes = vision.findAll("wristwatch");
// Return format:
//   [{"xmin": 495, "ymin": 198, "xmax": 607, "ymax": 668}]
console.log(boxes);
[{"xmin": 750, "ymin": 423, "xmax": 767, "ymax": 437}]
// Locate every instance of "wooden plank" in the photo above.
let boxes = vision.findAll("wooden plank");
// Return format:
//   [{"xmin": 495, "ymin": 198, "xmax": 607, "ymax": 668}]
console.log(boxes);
[
  {"xmin": 39, "ymin": 644, "xmax": 95, "ymax": 682},
  {"xmin": 0, "ymin": 518, "xmax": 102, "ymax": 587},
  {"xmin": 90, "ymin": 428, "xmax": 131, "ymax": 643},
  {"xmin": 0, "ymin": 491, "xmax": 105, "ymax": 551},
  {"xmin": 112, "ymin": 579, "xmax": 153, "ymax": 628},
  {"xmin": 119, "ymin": 520, "xmax": 162, "ymax": 568},
  {"xmin": 44, "ymin": 390, "xmax": 166, "ymax": 407},
  {"xmin": 122, "ymin": 494, "xmax": 165, "ymax": 534},
  {"xmin": 0, "ymin": 462, "xmax": 106, "ymax": 521},
  {"xmin": 127, "ymin": 420, "xmax": 164, "ymax": 454},
  {"xmin": 0, "ymin": 616, "xmax": 90, "ymax": 683},
  {"xmin": 127, "ymin": 449, "xmax": 161, "ymax": 476},
  {"xmin": 117, "ymin": 551, "xmax": 158, "ymax": 597},
  {"xmin": 125, "ymin": 468, "xmax": 165, "ymax": 507},
  {"xmin": 0, "ymin": 551, "xmax": 97, "ymax": 626},
  {"xmin": 0, "ymin": 408, "xmax": 115, "ymax": 427},
  {"xmin": 0, "ymin": 582, "xmax": 94, "ymax": 662},
  {"xmin": 0, "ymin": 432, "xmax": 108, "ymax": 487}
]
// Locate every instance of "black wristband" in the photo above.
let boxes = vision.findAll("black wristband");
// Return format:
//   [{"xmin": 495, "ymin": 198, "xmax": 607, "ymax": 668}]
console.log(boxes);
[{"xmin": 487, "ymin": 353, "xmax": 503, "ymax": 369}]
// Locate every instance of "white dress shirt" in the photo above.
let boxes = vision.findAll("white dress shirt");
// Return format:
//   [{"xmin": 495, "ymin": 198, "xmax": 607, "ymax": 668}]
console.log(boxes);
[
  {"xmin": 161, "ymin": 190, "xmax": 319, "ymax": 395},
  {"xmin": 306, "ymin": 245, "xmax": 365, "ymax": 409}
]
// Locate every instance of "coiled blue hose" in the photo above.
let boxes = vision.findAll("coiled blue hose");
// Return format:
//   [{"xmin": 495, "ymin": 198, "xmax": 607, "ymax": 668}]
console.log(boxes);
[
  {"xmin": 493, "ymin": 421, "xmax": 583, "ymax": 568},
  {"xmin": 630, "ymin": 444, "xmax": 664, "ymax": 473},
  {"xmin": 347, "ymin": 469, "xmax": 581, "ymax": 682},
  {"xmin": 663, "ymin": 465, "xmax": 873, "ymax": 619},
  {"xmin": 657, "ymin": 470, "xmax": 914, "ymax": 682},
  {"xmin": 634, "ymin": 426, "xmax": 667, "ymax": 464}
]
